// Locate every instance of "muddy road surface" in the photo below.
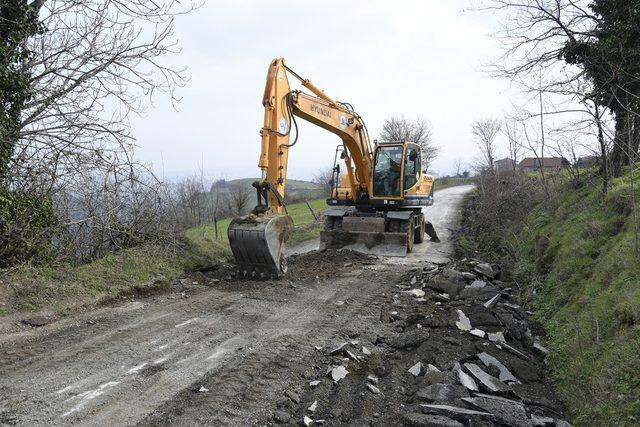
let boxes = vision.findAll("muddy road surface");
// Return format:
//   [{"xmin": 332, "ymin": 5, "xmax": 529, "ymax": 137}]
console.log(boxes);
[{"xmin": 0, "ymin": 184, "xmax": 567, "ymax": 426}]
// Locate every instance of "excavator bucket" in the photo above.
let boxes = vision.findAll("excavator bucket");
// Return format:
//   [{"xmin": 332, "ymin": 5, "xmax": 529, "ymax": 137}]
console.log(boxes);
[{"xmin": 228, "ymin": 213, "xmax": 294, "ymax": 279}]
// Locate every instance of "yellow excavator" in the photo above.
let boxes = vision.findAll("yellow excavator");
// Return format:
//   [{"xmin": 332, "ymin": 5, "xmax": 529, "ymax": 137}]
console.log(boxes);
[{"xmin": 228, "ymin": 58, "xmax": 438, "ymax": 278}]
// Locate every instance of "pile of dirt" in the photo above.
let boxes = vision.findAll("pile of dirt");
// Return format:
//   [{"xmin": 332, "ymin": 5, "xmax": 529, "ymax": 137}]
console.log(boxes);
[
  {"xmin": 286, "ymin": 250, "xmax": 377, "ymax": 280},
  {"xmin": 260, "ymin": 259, "xmax": 570, "ymax": 426}
]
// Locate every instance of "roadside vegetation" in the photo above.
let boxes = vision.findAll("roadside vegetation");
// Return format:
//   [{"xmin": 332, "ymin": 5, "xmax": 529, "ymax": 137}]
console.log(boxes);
[
  {"xmin": 1, "ymin": 197, "xmax": 325, "ymax": 315},
  {"xmin": 458, "ymin": 169, "xmax": 640, "ymax": 425}
]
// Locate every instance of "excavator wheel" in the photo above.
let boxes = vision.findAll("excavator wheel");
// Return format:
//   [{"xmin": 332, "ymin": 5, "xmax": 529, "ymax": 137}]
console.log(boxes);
[
  {"xmin": 399, "ymin": 216, "xmax": 414, "ymax": 253},
  {"xmin": 228, "ymin": 213, "xmax": 294, "ymax": 279},
  {"xmin": 414, "ymin": 212, "xmax": 425, "ymax": 243}
]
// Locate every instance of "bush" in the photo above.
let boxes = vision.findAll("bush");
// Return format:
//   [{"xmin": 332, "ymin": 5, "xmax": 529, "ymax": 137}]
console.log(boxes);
[{"xmin": 0, "ymin": 190, "xmax": 57, "ymax": 267}]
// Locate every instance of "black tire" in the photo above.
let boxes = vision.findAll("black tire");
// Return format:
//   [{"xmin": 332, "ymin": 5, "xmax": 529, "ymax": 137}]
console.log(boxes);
[
  {"xmin": 324, "ymin": 216, "xmax": 335, "ymax": 231},
  {"xmin": 399, "ymin": 216, "xmax": 414, "ymax": 253},
  {"xmin": 414, "ymin": 212, "xmax": 425, "ymax": 243}
]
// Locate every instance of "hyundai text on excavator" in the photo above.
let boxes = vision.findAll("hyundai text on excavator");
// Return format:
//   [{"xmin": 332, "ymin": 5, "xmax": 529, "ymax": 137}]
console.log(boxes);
[{"xmin": 228, "ymin": 58, "xmax": 438, "ymax": 278}]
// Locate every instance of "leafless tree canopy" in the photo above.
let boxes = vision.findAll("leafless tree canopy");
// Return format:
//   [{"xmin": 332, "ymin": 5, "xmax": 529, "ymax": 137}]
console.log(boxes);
[
  {"xmin": 472, "ymin": 118, "xmax": 502, "ymax": 172},
  {"xmin": 314, "ymin": 167, "xmax": 334, "ymax": 197},
  {"xmin": 379, "ymin": 116, "xmax": 440, "ymax": 171}
]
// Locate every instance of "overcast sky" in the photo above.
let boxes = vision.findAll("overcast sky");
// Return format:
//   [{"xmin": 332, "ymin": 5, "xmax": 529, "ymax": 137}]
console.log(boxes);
[{"xmin": 130, "ymin": 0, "xmax": 514, "ymax": 180}]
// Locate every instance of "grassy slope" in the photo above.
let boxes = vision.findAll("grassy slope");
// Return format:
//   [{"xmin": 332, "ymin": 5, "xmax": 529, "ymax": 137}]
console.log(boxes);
[
  {"xmin": 514, "ymin": 174, "xmax": 640, "ymax": 425},
  {"xmin": 2, "ymin": 198, "xmax": 326, "ymax": 314}
]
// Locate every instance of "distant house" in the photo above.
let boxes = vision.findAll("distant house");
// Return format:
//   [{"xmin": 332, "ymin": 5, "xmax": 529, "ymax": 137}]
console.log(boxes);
[
  {"xmin": 576, "ymin": 155, "xmax": 600, "ymax": 168},
  {"xmin": 518, "ymin": 157, "xmax": 570, "ymax": 173},
  {"xmin": 494, "ymin": 158, "xmax": 515, "ymax": 172}
]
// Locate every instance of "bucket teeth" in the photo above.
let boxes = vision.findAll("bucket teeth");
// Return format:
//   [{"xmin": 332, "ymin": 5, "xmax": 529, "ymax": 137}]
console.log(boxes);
[{"xmin": 228, "ymin": 213, "xmax": 294, "ymax": 279}]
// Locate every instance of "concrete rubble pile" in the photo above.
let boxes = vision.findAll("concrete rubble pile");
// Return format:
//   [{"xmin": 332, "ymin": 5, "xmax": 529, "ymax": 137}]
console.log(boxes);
[{"xmin": 269, "ymin": 258, "xmax": 569, "ymax": 426}]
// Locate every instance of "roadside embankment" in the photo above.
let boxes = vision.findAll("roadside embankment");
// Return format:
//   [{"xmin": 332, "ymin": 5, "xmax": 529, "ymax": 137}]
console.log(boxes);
[{"xmin": 457, "ymin": 172, "xmax": 640, "ymax": 425}]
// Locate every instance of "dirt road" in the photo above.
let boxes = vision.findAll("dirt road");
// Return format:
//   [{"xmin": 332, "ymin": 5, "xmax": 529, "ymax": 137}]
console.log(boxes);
[{"xmin": 0, "ymin": 184, "xmax": 531, "ymax": 427}]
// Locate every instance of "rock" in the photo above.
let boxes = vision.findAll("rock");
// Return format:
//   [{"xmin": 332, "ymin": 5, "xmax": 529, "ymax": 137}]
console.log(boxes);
[
  {"xmin": 432, "ymin": 293, "xmax": 450, "ymax": 302},
  {"xmin": 329, "ymin": 342, "xmax": 348, "ymax": 355},
  {"xmin": 466, "ymin": 306, "xmax": 501, "ymax": 327},
  {"xmin": 483, "ymin": 294, "xmax": 501, "ymax": 309},
  {"xmin": 362, "ymin": 346, "xmax": 372, "ymax": 356},
  {"xmin": 428, "ymin": 277, "xmax": 464, "ymax": 296},
  {"xmin": 488, "ymin": 331, "xmax": 506, "ymax": 344},
  {"xmin": 509, "ymin": 358, "xmax": 542, "ymax": 382},
  {"xmin": 467, "ymin": 279, "xmax": 486, "ymax": 289},
  {"xmin": 402, "ymin": 413, "xmax": 463, "ymax": 427},
  {"xmin": 308, "ymin": 400, "xmax": 317, "ymax": 412},
  {"xmin": 533, "ymin": 341, "xmax": 549, "ymax": 355},
  {"xmin": 284, "ymin": 390, "xmax": 300, "ymax": 403},
  {"xmin": 456, "ymin": 367, "xmax": 478, "ymax": 391},
  {"xmin": 21, "ymin": 316, "xmax": 49, "ymax": 327},
  {"xmin": 460, "ymin": 272, "xmax": 477, "ymax": 280},
  {"xmin": 455, "ymin": 310, "xmax": 472, "ymax": 331},
  {"xmin": 197, "ymin": 386, "xmax": 209, "ymax": 393},
  {"xmin": 408, "ymin": 362, "xmax": 423, "ymax": 376},
  {"xmin": 502, "ymin": 343, "xmax": 532, "ymax": 360},
  {"xmin": 478, "ymin": 352, "xmax": 518, "ymax": 383},
  {"xmin": 303, "ymin": 415, "xmax": 313, "ymax": 426},
  {"xmin": 463, "ymin": 363, "xmax": 511, "ymax": 394},
  {"xmin": 420, "ymin": 404, "xmax": 494, "ymax": 421},
  {"xmin": 415, "ymin": 384, "xmax": 469, "ymax": 402},
  {"xmin": 462, "ymin": 394, "xmax": 531, "ymax": 426},
  {"xmin": 425, "ymin": 364, "xmax": 441, "ymax": 374},
  {"xmin": 421, "ymin": 370, "xmax": 450, "ymax": 386},
  {"xmin": 366, "ymin": 383, "xmax": 381, "ymax": 394},
  {"xmin": 330, "ymin": 365, "xmax": 349, "ymax": 382},
  {"xmin": 470, "ymin": 329, "xmax": 485, "ymax": 338},
  {"xmin": 309, "ymin": 380, "xmax": 321, "ymax": 388},
  {"xmin": 346, "ymin": 349, "xmax": 360, "ymax": 361},
  {"xmin": 530, "ymin": 415, "xmax": 555, "ymax": 426},
  {"xmin": 411, "ymin": 275, "xmax": 417, "ymax": 285},
  {"xmin": 409, "ymin": 289, "xmax": 426, "ymax": 298},
  {"xmin": 367, "ymin": 374, "xmax": 379, "ymax": 384},
  {"xmin": 473, "ymin": 263, "xmax": 495, "ymax": 278},
  {"xmin": 274, "ymin": 410, "xmax": 291, "ymax": 424}
]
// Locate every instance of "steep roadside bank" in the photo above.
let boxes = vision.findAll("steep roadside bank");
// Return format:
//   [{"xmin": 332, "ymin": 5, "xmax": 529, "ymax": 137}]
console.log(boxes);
[{"xmin": 456, "ymin": 174, "xmax": 640, "ymax": 425}]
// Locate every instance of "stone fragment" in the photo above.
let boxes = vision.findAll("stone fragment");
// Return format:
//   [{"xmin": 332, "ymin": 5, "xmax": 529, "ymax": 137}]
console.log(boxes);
[
  {"xmin": 329, "ymin": 342, "xmax": 348, "ymax": 355},
  {"xmin": 478, "ymin": 352, "xmax": 518, "ymax": 382},
  {"xmin": 483, "ymin": 294, "xmax": 501, "ymax": 309},
  {"xmin": 309, "ymin": 380, "xmax": 321, "ymax": 388},
  {"xmin": 470, "ymin": 329, "xmax": 485, "ymax": 338},
  {"xmin": 487, "ymin": 331, "xmax": 506, "ymax": 344},
  {"xmin": 420, "ymin": 404, "xmax": 494, "ymax": 421},
  {"xmin": 308, "ymin": 400, "xmax": 317, "ymax": 412},
  {"xmin": 366, "ymin": 383, "xmax": 381, "ymax": 394},
  {"xmin": 462, "ymin": 393, "xmax": 531, "ymax": 426},
  {"xmin": 303, "ymin": 415, "xmax": 313, "ymax": 426},
  {"xmin": 346, "ymin": 349, "xmax": 360, "ymax": 362},
  {"xmin": 409, "ymin": 289, "xmax": 426, "ymax": 298},
  {"xmin": 197, "ymin": 386, "xmax": 209, "ymax": 393},
  {"xmin": 408, "ymin": 362, "xmax": 423, "ymax": 376},
  {"xmin": 502, "ymin": 343, "xmax": 531, "ymax": 360},
  {"xmin": 415, "ymin": 384, "xmax": 469, "ymax": 402},
  {"xmin": 366, "ymin": 374, "xmax": 379, "ymax": 384},
  {"xmin": 533, "ymin": 341, "xmax": 549, "ymax": 355},
  {"xmin": 425, "ymin": 364, "xmax": 441, "ymax": 374},
  {"xmin": 474, "ymin": 263, "xmax": 495, "ymax": 278},
  {"xmin": 428, "ymin": 277, "xmax": 464, "ymax": 296},
  {"xmin": 463, "ymin": 363, "xmax": 511, "ymax": 393},
  {"xmin": 330, "ymin": 365, "xmax": 349, "ymax": 382},
  {"xmin": 362, "ymin": 346, "xmax": 372, "ymax": 356},
  {"xmin": 455, "ymin": 310, "xmax": 472, "ymax": 331},
  {"xmin": 273, "ymin": 410, "xmax": 291, "ymax": 424},
  {"xmin": 460, "ymin": 272, "xmax": 477, "ymax": 280},
  {"xmin": 411, "ymin": 275, "xmax": 417, "ymax": 285},
  {"xmin": 530, "ymin": 415, "xmax": 555, "ymax": 426},
  {"xmin": 467, "ymin": 280, "xmax": 486, "ymax": 289},
  {"xmin": 456, "ymin": 367, "xmax": 478, "ymax": 391}
]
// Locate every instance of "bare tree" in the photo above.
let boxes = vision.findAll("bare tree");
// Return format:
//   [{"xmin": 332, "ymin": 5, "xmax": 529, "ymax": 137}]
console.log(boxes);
[
  {"xmin": 225, "ymin": 185, "xmax": 251, "ymax": 216},
  {"xmin": 314, "ymin": 167, "xmax": 334, "ymax": 197},
  {"xmin": 472, "ymin": 118, "xmax": 502, "ymax": 173},
  {"xmin": 503, "ymin": 116, "xmax": 523, "ymax": 169},
  {"xmin": 379, "ymin": 116, "xmax": 440, "ymax": 171},
  {"xmin": 453, "ymin": 158, "xmax": 463, "ymax": 177}
]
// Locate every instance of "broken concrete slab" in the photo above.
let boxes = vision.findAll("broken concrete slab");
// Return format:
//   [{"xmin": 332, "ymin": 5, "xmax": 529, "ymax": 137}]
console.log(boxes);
[
  {"xmin": 420, "ymin": 404, "xmax": 494, "ymax": 422},
  {"xmin": 409, "ymin": 289, "xmax": 426, "ymax": 298},
  {"xmin": 488, "ymin": 331, "xmax": 506, "ymax": 344},
  {"xmin": 467, "ymin": 279, "xmax": 486, "ymax": 289},
  {"xmin": 483, "ymin": 294, "xmax": 501, "ymax": 309},
  {"xmin": 362, "ymin": 346, "xmax": 372, "ymax": 356},
  {"xmin": 428, "ymin": 277, "xmax": 464, "ymax": 296},
  {"xmin": 303, "ymin": 415, "xmax": 313, "ymax": 426},
  {"xmin": 470, "ymin": 329, "xmax": 485, "ymax": 338},
  {"xmin": 329, "ymin": 342, "xmax": 348, "ymax": 355},
  {"xmin": 309, "ymin": 380, "xmax": 321, "ymax": 388},
  {"xmin": 462, "ymin": 393, "xmax": 531, "ymax": 426},
  {"xmin": 415, "ymin": 384, "xmax": 469, "ymax": 403},
  {"xmin": 473, "ymin": 263, "xmax": 496, "ymax": 278},
  {"xmin": 425, "ymin": 364, "xmax": 441, "ymax": 374},
  {"xmin": 456, "ymin": 367, "xmax": 478, "ymax": 391},
  {"xmin": 329, "ymin": 365, "xmax": 349, "ymax": 382},
  {"xmin": 307, "ymin": 401, "xmax": 317, "ymax": 413},
  {"xmin": 478, "ymin": 352, "xmax": 518, "ymax": 383},
  {"xmin": 366, "ymin": 374, "xmax": 379, "ymax": 384},
  {"xmin": 463, "ymin": 363, "xmax": 511, "ymax": 394},
  {"xmin": 402, "ymin": 413, "xmax": 463, "ymax": 427},
  {"xmin": 455, "ymin": 310, "xmax": 472, "ymax": 331},
  {"xmin": 408, "ymin": 362, "xmax": 423, "ymax": 377}
]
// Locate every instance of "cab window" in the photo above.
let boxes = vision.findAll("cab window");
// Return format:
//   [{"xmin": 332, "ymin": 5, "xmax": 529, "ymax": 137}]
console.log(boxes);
[
  {"xmin": 373, "ymin": 146, "xmax": 403, "ymax": 197},
  {"xmin": 404, "ymin": 147, "xmax": 420, "ymax": 189}
]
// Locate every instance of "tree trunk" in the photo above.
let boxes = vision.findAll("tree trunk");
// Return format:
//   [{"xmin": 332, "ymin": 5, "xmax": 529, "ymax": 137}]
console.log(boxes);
[{"xmin": 611, "ymin": 109, "xmax": 629, "ymax": 177}]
